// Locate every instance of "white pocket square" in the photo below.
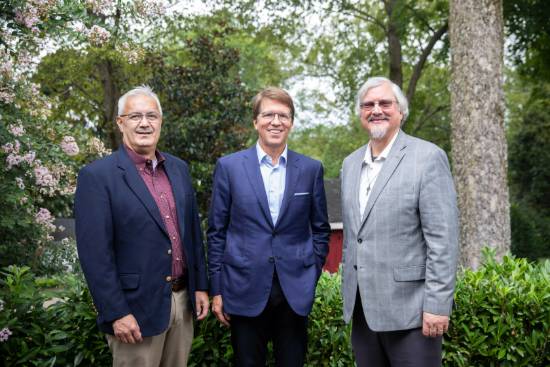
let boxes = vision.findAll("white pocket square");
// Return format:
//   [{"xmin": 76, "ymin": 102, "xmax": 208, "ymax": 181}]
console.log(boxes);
[{"xmin": 294, "ymin": 192, "xmax": 310, "ymax": 196}]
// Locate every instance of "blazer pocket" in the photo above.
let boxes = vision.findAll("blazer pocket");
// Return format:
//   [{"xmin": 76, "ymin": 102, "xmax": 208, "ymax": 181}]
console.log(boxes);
[
  {"xmin": 222, "ymin": 252, "xmax": 248, "ymax": 268},
  {"xmin": 393, "ymin": 264, "xmax": 426, "ymax": 281},
  {"xmin": 119, "ymin": 273, "xmax": 140, "ymax": 290},
  {"xmin": 294, "ymin": 192, "xmax": 311, "ymax": 196}
]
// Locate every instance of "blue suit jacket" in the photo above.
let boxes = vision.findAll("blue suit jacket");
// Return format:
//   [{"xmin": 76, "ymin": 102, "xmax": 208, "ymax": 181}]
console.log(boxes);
[
  {"xmin": 207, "ymin": 146, "xmax": 330, "ymax": 317},
  {"xmin": 75, "ymin": 147, "xmax": 208, "ymax": 337}
]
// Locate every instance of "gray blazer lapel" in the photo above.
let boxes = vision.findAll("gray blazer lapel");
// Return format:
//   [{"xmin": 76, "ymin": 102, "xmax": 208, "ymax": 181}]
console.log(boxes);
[
  {"xmin": 276, "ymin": 150, "xmax": 300, "ymax": 227},
  {"xmin": 359, "ymin": 131, "xmax": 408, "ymax": 230},
  {"xmin": 349, "ymin": 145, "xmax": 368, "ymax": 231},
  {"xmin": 243, "ymin": 147, "xmax": 274, "ymax": 228},
  {"xmin": 116, "ymin": 148, "xmax": 169, "ymax": 237}
]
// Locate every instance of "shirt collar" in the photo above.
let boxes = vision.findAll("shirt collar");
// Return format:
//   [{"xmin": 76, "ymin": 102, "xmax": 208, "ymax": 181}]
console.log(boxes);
[
  {"xmin": 363, "ymin": 129, "xmax": 400, "ymax": 165},
  {"xmin": 256, "ymin": 141, "xmax": 287, "ymax": 166},
  {"xmin": 125, "ymin": 145, "xmax": 165, "ymax": 168}
]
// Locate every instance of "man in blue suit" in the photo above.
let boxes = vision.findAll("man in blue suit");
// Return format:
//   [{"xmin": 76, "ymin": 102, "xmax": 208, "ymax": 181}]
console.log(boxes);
[
  {"xmin": 75, "ymin": 86, "xmax": 209, "ymax": 367},
  {"xmin": 208, "ymin": 87, "xmax": 331, "ymax": 366}
]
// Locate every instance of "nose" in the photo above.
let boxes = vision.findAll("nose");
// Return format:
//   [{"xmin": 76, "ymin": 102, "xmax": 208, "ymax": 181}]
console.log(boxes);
[
  {"xmin": 371, "ymin": 102, "xmax": 383, "ymax": 114},
  {"xmin": 271, "ymin": 114, "xmax": 282, "ymax": 125}
]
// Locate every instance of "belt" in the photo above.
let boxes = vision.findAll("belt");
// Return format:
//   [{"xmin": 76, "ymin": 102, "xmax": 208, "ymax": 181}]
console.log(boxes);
[{"xmin": 171, "ymin": 275, "xmax": 187, "ymax": 292}]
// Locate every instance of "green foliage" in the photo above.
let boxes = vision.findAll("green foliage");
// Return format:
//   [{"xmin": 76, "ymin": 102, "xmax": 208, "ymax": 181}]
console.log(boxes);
[
  {"xmin": 3, "ymin": 253, "xmax": 549, "ymax": 366},
  {"xmin": 507, "ymin": 81, "xmax": 550, "ymax": 260},
  {"xmin": 0, "ymin": 266, "xmax": 110, "ymax": 366},
  {"xmin": 444, "ymin": 249, "xmax": 550, "ymax": 366},
  {"xmin": 149, "ymin": 20, "xmax": 256, "ymax": 213}
]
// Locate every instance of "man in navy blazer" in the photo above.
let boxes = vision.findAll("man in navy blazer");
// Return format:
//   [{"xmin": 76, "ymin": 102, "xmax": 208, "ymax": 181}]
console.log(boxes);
[
  {"xmin": 75, "ymin": 86, "xmax": 209, "ymax": 366},
  {"xmin": 208, "ymin": 87, "xmax": 331, "ymax": 366}
]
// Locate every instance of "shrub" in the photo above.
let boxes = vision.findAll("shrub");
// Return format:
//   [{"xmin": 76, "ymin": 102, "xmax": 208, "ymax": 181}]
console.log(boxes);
[
  {"xmin": 1, "ymin": 251, "xmax": 549, "ymax": 366},
  {"xmin": 444, "ymin": 250, "xmax": 550, "ymax": 367}
]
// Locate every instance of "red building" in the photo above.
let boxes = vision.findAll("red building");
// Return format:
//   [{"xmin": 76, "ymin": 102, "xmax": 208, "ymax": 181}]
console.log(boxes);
[{"xmin": 323, "ymin": 179, "xmax": 343, "ymax": 273}]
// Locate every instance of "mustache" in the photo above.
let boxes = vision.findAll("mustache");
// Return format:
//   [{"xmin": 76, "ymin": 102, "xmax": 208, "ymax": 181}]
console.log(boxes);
[
  {"xmin": 367, "ymin": 116, "xmax": 389, "ymax": 122},
  {"xmin": 135, "ymin": 128, "xmax": 154, "ymax": 133}
]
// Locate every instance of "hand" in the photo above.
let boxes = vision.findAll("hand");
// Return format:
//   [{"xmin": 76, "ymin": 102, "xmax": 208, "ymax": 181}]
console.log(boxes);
[
  {"xmin": 113, "ymin": 314, "xmax": 142, "ymax": 344},
  {"xmin": 195, "ymin": 291, "xmax": 209, "ymax": 321},
  {"xmin": 211, "ymin": 295, "xmax": 231, "ymax": 327},
  {"xmin": 422, "ymin": 312, "xmax": 449, "ymax": 338}
]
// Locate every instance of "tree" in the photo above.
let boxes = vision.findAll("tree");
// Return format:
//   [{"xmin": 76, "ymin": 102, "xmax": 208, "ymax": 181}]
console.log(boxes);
[{"xmin": 449, "ymin": 0, "xmax": 510, "ymax": 268}]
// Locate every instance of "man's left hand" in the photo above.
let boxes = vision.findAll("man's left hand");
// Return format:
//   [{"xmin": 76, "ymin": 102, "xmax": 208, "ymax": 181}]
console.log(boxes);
[
  {"xmin": 422, "ymin": 312, "xmax": 449, "ymax": 338},
  {"xmin": 195, "ymin": 291, "xmax": 209, "ymax": 320}
]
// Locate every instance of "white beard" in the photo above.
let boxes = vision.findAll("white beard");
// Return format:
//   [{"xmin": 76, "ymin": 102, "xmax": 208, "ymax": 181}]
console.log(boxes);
[{"xmin": 368, "ymin": 124, "xmax": 388, "ymax": 140}]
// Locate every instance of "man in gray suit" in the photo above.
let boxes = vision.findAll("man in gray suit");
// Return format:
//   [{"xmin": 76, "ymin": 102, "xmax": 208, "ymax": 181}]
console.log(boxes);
[{"xmin": 340, "ymin": 76, "xmax": 459, "ymax": 366}]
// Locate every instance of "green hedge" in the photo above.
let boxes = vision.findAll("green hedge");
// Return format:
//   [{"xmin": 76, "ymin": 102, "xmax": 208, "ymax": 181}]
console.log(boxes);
[{"xmin": 1, "ymin": 251, "xmax": 549, "ymax": 366}]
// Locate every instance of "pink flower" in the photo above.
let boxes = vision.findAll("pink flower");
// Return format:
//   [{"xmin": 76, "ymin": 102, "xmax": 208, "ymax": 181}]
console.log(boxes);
[
  {"xmin": 0, "ymin": 327, "xmax": 12, "ymax": 342},
  {"xmin": 24, "ymin": 151, "xmax": 36, "ymax": 164},
  {"xmin": 35, "ymin": 207, "xmax": 56, "ymax": 232},
  {"xmin": 60, "ymin": 136, "xmax": 79, "ymax": 156},
  {"xmin": 34, "ymin": 165, "xmax": 57, "ymax": 189},
  {"xmin": 6, "ymin": 153, "xmax": 23, "ymax": 169},
  {"xmin": 8, "ymin": 124, "xmax": 25, "ymax": 137},
  {"xmin": 87, "ymin": 25, "xmax": 111, "ymax": 46}
]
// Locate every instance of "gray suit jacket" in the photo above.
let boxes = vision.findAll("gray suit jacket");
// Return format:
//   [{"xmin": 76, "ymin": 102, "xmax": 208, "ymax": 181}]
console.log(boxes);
[{"xmin": 341, "ymin": 130, "xmax": 459, "ymax": 332}]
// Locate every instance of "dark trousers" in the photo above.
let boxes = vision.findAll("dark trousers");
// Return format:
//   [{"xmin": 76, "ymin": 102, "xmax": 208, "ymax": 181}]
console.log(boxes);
[
  {"xmin": 352, "ymin": 292, "xmax": 442, "ymax": 367},
  {"xmin": 230, "ymin": 273, "xmax": 308, "ymax": 367}
]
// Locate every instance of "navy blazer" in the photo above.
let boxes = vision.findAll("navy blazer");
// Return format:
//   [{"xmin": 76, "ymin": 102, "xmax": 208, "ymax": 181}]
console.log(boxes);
[
  {"xmin": 207, "ymin": 146, "xmax": 331, "ymax": 317},
  {"xmin": 75, "ymin": 147, "xmax": 208, "ymax": 337}
]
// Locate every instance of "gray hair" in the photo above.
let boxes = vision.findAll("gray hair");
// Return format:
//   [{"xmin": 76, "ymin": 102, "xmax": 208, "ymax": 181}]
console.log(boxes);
[
  {"xmin": 355, "ymin": 76, "xmax": 409, "ymax": 124},
  {"xmin": 117, "ymin": 85, "xmax": 162, "ymax": 116}
]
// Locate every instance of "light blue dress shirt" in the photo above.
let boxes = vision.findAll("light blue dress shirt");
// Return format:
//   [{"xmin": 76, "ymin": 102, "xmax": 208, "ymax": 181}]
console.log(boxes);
[{"xmin": 256, "ymin": 142, "xmax": 287, "ymax": 225}]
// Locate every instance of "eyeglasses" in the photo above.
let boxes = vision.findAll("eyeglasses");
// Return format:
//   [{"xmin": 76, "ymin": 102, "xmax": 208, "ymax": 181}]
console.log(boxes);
[
  {"xmin": 259, "ymin": 112, "xmax": 292, "ymax": 124},
  {"xmin": 119, "ymin": 112, "xmax": 161, "ymax": 123},
  {"xmin": 359, "ymin": 100, "xmax": 396, "ymax": 112}
]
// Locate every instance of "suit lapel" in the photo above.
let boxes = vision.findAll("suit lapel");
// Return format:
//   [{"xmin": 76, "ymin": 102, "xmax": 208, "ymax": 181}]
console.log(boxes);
[
  {"xmin": 359, "ymin": 131, "xmax": 408, "ymax": 231},
  {"xmin": 116, "ymin": 148, "xmax": 169, "ymax": 237},
  {"xmin": 164, "ymin": 156, "xmax": 187, "ymax": 240},
  {"xmin": 243, "ymin": 147, "xmax": 274, "ymax": 228},
  {"xmin": 350, "ymin": 145, "xmax": 368, "ymax": 231},
  {"xmin": 276, "ymin": 150, "xmax": 300, "ymax": 227}
]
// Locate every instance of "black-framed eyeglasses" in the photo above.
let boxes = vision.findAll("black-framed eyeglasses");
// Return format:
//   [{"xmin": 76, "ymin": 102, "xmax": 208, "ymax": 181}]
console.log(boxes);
[
  {"xmin": 359, "ymin": 100, "xmax": 396, "ymax": 112},
  {"xmin": 119, "ymin": 112, "xmax": 161, "ymax": 123},
  {"xmin": 259, "ymin": 112, "xmax": 292, "ymax": 123}
]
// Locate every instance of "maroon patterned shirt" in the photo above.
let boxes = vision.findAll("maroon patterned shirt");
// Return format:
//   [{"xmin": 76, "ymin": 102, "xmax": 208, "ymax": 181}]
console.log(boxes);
[{"xmin": 125, "ymin": 146, "xmax": 186, "ymax": 279}]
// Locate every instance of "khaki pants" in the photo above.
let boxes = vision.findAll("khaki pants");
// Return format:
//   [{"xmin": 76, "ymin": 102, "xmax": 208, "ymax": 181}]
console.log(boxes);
[{"xmin": 106, "ymin": 290, "xmax": 194, "ymax": 367}]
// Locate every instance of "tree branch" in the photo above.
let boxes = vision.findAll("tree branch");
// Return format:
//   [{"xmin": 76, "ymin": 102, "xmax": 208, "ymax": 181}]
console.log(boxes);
[{"xmin": 406, "ymin": 22, "xmax": 448, "ymax": 104}]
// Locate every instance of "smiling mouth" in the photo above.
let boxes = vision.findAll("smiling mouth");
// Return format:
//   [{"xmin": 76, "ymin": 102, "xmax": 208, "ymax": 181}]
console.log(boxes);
[
  {"xmin": 267, "ymin": 129, "xmax": 283, "ymax": 134},
  {"xmin": 368, "ymin": 117, "xmax": 389, "ymax": 123}
]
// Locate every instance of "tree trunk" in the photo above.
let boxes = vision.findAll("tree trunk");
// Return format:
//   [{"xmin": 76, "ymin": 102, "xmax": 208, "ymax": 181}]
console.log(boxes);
[
  {"xmin": 449, "ymin": 0, "xmax": 510, "ymax": 268},
  {"xmin": 384, "ymin": 0, "xmax": 403, "ymax": 88},
  {"xmin": 98, "ymin": 59, "xmax": 120, "ymax": 149}
]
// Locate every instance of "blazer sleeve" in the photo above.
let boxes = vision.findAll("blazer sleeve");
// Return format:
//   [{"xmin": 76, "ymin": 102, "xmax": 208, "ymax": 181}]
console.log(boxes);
[
  {"xmin": 206, "ymin": 160, "xmax": 231, "ymax": 296},
  {"xmin": 74, "ymin": 167, "xmax": 131, "ymax": 324},
  {"xmin": 419, "ymin": 148, "xmax": 459, "ymax": 316},
  {"xmin": 310, "ymin": 162, "xmax": 331, "ymax": 269}
]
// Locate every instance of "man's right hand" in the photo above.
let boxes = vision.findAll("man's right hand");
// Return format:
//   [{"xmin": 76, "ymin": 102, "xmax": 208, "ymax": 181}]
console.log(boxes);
[
  {"xmin": 113, "ymin": 314, "xmax": 143, "ymax": 343},
  {"xmin": 212, "ymin": 295, "xmax": 231, "ymax": 327}
]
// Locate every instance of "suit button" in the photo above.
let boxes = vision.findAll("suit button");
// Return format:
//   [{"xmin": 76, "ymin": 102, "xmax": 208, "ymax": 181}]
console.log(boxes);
[
  {"xmin": 269, "ymin": 256, "xmax": 275, "ymax": 263},
  {"xmin": 353, "ymin": 265, "xmax": 357, "ymax": 270},
  {"xmin": 167, "ymin": 249, "xmax": 172, "ymax": 255},
  {"xmin": 165, "ymin": 276, "xmax": 172, "ymax": 282},
  {"xmin": 358, "ymin": 238, "xmax": 363, "ymax": 244}
]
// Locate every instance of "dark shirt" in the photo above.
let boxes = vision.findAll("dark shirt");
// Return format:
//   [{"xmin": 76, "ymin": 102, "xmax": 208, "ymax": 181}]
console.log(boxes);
[{"xmin": 125, "ymin": 146, "xmax": 186, "ymax": 279}]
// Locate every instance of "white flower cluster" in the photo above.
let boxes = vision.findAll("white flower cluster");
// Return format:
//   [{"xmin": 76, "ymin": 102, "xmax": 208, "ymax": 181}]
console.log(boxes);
[
  {"xmin": 35, "ymin": 207, "xmax": 57, "ymax": 233},
  {"xmin": 87, "ymin": 136, "xmax": 111, "ymax": 157},
  {"xmin": 2, "ymin": 140, "xmax": 36, "ymax": 170},
  {"xmin": 85, "ymin": 0, "xmax": 114, "ymax": 15},
  {"xmin": 135, "ymin": 0, "xmax": 166, "ymax": 17},
  {"xmin": 8, "ymin": 124, "xmax": 25, "ymax": 137},
  {"xmin": 14, "ymin": 0, "xmax": 57, "ymax": 33},
  {"xmin": 117, "ymin": 42, "xmax": 144, "ymax": 64},
  {"xmin": 60, "ymin": 136, "xmax": 79, "ymax": 156},
  {"xmin": 87, "ymin": 25, "xmax": 111, "ymax": 47}
]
